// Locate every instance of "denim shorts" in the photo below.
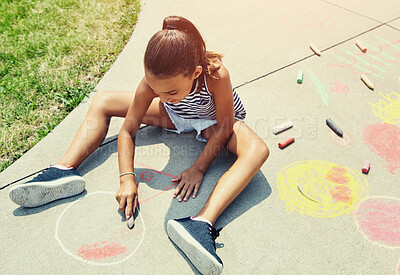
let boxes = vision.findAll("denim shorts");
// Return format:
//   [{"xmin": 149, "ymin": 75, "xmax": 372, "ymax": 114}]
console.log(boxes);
[{"xmin": 164, "ymin": 106, "xmax": 217, "ymax": 142}]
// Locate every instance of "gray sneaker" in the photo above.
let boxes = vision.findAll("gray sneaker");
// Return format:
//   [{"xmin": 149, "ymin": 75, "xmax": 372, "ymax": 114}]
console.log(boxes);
[
  {"xmin": 167, "ymin": 217, "xmax": 223, "ymax": 275},
  {"xmin": 9, "ymin": 166, "xmax": 86, "ymax": 207}
]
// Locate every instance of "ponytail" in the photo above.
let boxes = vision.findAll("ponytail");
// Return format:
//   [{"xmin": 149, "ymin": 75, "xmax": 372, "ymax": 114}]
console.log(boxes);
[{"xmin": 144, "ymin": 16, "xmax": 222, "ymax": 89}]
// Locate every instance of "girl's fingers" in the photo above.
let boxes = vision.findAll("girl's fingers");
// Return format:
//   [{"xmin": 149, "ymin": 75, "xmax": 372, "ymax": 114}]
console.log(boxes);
[
  {"xmin": 184, "ymin": 185, "xmax": 195, "ymax": 201},
  {"xmin": 193, "ymin": 183, "xmax": 200, "ymax": 199},
  {"xmin": 126, "ymin": 197, "xmax": 133, "ymax": 219},
  {"xmin": 119, "ymin": 197, "xmax": 127, "ymax": 213},
  {"xmin": 178, "ymin": 184, "xmax": 189, "ymax": 202},
  {"xmin": 133, "ymin": 196, "xmax": 138, "ymax": 214},
  {"xmin": 173, "ymin": 182, "xmax": 184, "ymax": 198},
  {"xmin": 171, "ymin": 174, "xmax": 182, "ymax": 182}
]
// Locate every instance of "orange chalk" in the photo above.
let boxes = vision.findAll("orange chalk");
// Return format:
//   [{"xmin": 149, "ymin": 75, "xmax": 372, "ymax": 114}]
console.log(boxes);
[
  {"xmin": 278, "ymin": 137, "xmax": 295, "ymax": 149},
  {"xmin": 356, "ymin": 40, "xmax": 367, "ymax": 53}
]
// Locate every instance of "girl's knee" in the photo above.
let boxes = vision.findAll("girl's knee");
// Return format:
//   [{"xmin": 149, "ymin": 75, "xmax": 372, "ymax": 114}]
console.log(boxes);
[
  {"xmin": 91, "ymin": 91, "xmax": 114, "ymax": 115},
  {"xmin": 257, "ymin": 140, "xmax": 270, "ymax": 162},
  {"xmin": 248, "ymin": 139, "xmax": 270, "ymax": 163}
]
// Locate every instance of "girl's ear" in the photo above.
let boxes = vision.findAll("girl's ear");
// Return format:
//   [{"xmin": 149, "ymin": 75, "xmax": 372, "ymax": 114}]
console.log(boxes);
[{"xmin": 191, "ymin": 66, "xmax": 203, "ymax": 79}]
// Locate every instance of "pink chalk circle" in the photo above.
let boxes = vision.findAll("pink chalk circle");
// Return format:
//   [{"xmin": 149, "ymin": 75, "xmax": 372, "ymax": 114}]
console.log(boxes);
[
  {"xmin": 363, "ymin": 123, "xmax": 400, "ymax": 174},
  {"xmin": 354, "ymin": 197, "xmax": 400, "ymax": 248}
]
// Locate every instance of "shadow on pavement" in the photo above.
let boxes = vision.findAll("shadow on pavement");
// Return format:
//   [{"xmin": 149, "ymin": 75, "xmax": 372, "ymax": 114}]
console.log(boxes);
[{"xmin": 12, "ymin": 125, "xmax": 271, "ymax": 273}]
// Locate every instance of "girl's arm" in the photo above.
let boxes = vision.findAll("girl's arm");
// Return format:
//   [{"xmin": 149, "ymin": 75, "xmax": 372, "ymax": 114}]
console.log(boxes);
[
  {"xmin": 116, "ymin": 77, "xmax": 156, "ymax": 219},
  {"xmin": 173, "ymin": 64, "xmax": 235, "ymax": 201},
  {"xmin": 192, "ymin": 65, "xmax": 235, "ymax": 172}
]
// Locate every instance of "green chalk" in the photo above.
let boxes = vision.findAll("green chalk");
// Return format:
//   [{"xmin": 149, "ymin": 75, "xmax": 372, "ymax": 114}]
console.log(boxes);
[{"xmin": 297, "ymin": 70, "xmax": 303, "ymax": 84}]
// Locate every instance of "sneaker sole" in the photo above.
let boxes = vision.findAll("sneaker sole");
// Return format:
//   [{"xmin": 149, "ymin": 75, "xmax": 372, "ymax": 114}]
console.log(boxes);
[
  {"xmin": 9, "ymin": 176, "xmax": 86, "ymax": 207},
  {"xmin": 167, "ymin": 220, "xmax": 223, "ymax": 275}
]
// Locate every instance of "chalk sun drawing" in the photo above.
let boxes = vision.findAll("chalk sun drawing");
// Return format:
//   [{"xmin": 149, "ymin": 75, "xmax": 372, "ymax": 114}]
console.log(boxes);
[
  {"xmin": 277, "ymin": 160, "xmax": 368, "ymax": 217},
  {"xmin": 55, "ymin": 191, "xmax": 146, "ymax": 266},
  {"xmin": 363, "ymin": 122, "xmax": 400, "ymax": 174},
  {"xmin": 354, "ymin": 196, "xmax": 400, "ymax": 249},
  {"xmin": 329, "ymin": 38, "xmax": 400, "ymax": 79},
  {"xmin": 370, "ymin": 91, "xmax": 400, "ymax": 125}
]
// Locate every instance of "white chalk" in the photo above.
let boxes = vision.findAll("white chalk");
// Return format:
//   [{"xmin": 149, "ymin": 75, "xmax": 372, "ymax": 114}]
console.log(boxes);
[
  {"xmin": 273, "ymin": 121, "xmax": 293, "ymax": 135},
  {"xmin": 127, "ymin": 215, "xmax": 135, "ymax": 229},
  {"xmin": 360, "ymin": 74, "xmax": 374, "ymax": 90},
  {"xmin": 310, "ymin": 43, "xmax": 321, "ymax": 56}
]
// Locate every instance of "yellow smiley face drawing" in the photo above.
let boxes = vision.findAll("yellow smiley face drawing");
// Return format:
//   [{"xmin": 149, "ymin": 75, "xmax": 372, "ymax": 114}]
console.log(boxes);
[{"xmin": 277, "ymin": 160, "xmax": 369, "ymax": 218}]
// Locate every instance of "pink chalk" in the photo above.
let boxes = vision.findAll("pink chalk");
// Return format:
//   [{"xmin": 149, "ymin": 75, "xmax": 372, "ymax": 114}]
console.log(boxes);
[
  {"xmin": 278, "ymin": 137, "xmax": 295, "ymax": 149},
  {"xmin": 362, "ymin": 160, "xmax": 370, "ymax": 174}
]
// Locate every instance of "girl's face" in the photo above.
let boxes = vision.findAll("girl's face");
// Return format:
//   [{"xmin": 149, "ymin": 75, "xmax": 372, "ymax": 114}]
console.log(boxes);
[{"xmin": 145, "ymin": 66, "xmax": 202, "ymax": 104}]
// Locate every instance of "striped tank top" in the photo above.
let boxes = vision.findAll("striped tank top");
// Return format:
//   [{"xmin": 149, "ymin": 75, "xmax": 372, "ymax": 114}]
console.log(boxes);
[{"xmin": 164, "ymin": 75, "xmax": 246, "ymax": 121}]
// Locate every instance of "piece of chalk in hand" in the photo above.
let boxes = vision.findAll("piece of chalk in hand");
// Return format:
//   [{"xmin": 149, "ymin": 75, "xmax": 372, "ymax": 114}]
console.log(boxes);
[
  {"xmin": 356, "ymin": 40, "xmax": 367, "ymax": 53},
  {"xmin": 127, "ymin": 215, "xmax": 135, "ymax": 229},
  {"xmin": 360, "ymin": 74, "xmax": 374, "ymax": 90},
  {"xmin": 326, "ymin": 118, "xmax": 343, "ymax": 137},
  {"xmin": 273, "ymin": 121, "xmax": 293, "ymax": 135},
  {"xmin": 278, "ymin": 137, "xmax": 295, "ymax": 149},
  {"xmin": 297, "ymin": 70, "xmax": 303, "ymax": 84},
  {"xmin": 310, "ymin": 43, "xmax": 321, "ymax": 56},
  {"xmin": 362, "ymin": 160, "xmax": 370, "ymax": 174}
]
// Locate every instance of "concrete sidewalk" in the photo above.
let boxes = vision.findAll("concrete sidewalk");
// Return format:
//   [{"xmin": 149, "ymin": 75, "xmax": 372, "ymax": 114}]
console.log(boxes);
[{"xmin": 1, "ymin": 0, "xmax": 400, "ymax": 273}]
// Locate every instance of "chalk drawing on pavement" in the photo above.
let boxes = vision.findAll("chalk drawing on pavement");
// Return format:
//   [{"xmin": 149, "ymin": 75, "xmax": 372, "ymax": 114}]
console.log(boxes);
[
  {"xmin": 363, "ymin": 122, "xmax": 400, "ymax": 174},
  {"xmin": 354, "ymin": 196, "xmax": 400, "ymax": 249},
  {"xmin": 277, "ymin": 160, "xmax": 368, "ymax": 217},
  {"xmin": 55, "ymin": 191, "xmax": 145, "ymax": 266},
  {"xmin": 329, "ymin": 37, "xmax": 400, "ymax": 79}
]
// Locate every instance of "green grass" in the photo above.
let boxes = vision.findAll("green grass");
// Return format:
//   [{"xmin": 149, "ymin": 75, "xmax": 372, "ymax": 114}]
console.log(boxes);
[{"xmin": 0, "ymin": 0, "xmax": 140, "ymax": 172}]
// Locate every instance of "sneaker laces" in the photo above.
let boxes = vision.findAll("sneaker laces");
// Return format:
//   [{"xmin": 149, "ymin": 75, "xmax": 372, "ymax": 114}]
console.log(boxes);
[
  {"xmin": 209, "ymin": 226, "xmax": 223, "ymax": 240},
  {"xmin": 38, "ymin": 167, "xmax": 50, "ymax": 175}
]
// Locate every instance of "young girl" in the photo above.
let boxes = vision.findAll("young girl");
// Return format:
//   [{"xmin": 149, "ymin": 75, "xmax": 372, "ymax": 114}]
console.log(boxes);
[{"xmin": 9, "ymin": 16, "xmax": 269, "ymax": 274}]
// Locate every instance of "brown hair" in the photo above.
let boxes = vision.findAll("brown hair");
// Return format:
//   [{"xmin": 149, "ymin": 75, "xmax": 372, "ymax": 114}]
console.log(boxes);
[{"xmin": 144, "ymin": 16, "xmax": 222, "ymax": 90}]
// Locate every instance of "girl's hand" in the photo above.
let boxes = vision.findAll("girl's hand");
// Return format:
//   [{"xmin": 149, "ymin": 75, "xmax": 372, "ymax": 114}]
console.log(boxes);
[
  {"xmin": 115, "ymin": 179, "xmax": 138, "ymax": 220},
  {"xmin": 172, "ymin": 167, "xmax": 204, "ymax": 202}
]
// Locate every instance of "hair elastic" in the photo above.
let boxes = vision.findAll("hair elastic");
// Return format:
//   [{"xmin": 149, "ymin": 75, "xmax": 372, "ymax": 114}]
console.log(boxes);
[
  {"xmin": 166, "ymin": 25, "xmax": 177, "ymax": 30},
  {"xmin": 120, "ymin": 172, "xmax": 136, "ymax": 177}
]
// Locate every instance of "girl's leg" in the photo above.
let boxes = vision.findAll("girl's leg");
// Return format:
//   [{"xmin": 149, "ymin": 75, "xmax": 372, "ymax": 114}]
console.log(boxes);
[
  {"xmin": 165, "ymin": 121, "xmax": 268, "ymax": 274},
  {"xmin": 196, "ymin": 120, "xmax": 270, "ymax": 224},
  {"xmin": 9, "ymin": 91, "xmax": 175, "ymax": 208},
  {"xmin": 57, "ymin": 91, "xmax": 175, "ymax": 169}
]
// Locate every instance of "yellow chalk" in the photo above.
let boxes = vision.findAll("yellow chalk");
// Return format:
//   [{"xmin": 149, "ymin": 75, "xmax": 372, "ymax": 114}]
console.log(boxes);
[
  {"xmin": 310, "ymin": 43, "xmax": 321, "ymax": 56},
  {"xmin": 360, "ymin": 74, "xmax": 374, "ymax": 90}
]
